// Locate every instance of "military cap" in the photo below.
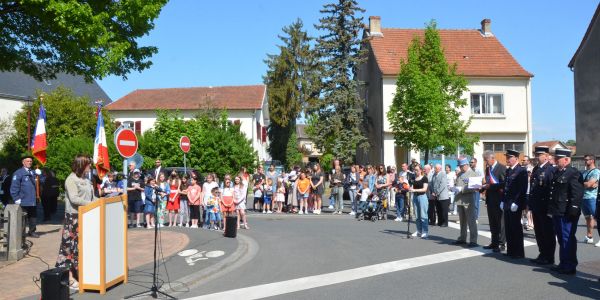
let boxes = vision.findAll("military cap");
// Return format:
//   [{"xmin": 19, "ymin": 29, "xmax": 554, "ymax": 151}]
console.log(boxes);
[
  {"xmin": 505, "ymin": 149, "xmax": 520, "ymax": 157},
  {"xmin": 554, "ymin": 148, "xmax": 572, "ymax": 158},
  {"xmin": 534, "ymin": 146, "xmax": 550, "ymax": 154}
]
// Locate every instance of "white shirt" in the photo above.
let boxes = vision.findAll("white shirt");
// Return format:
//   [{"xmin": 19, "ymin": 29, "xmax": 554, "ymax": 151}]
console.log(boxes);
[{"xmin": 360, "ymin": 187, "xmax": 371, "ymax": 202}]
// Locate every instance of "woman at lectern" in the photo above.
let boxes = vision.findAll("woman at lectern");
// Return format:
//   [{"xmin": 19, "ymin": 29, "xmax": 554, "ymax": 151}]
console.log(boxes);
[{"xmin": 56, "ymin": 154, "xmax": 96, "ymax": 290}]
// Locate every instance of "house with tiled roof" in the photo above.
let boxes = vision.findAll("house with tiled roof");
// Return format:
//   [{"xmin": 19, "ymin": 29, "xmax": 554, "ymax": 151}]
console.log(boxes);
[
  {"xmin": 356, "ymin": 16, "xmax": 533, "ymax": 166},
  {"xmin": 531, "ymin": 140, "xmax": 569, "ymax": 154},
  {"xmin": 106, "ymin": 85, "xmax": 270, "ymax": 160}
]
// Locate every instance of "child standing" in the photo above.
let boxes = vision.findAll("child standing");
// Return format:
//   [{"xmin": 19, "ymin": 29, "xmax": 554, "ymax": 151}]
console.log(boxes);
[
  {"xmin": 157, "ymin": 173, "xmax": 169, "ymax": 227},
  {"xmin": 202, "ymin": 174, "xmax": 219, "ymax": 228},
  {"xmin": 263, "ymin": 178, "xmax": 273, "ymax": 214},
  {"xmin": 167, "ymin": 171, "xmax": 181, "ymax": 227},
  {"xmin": 356, "ymin": 179, "xmax": 371, "ymax": 219},
  {"xmin": 178, "ymin": 176, "xmax": 190, "ymax": 227},
  {"xmin": 275, "ymin": 179, "xmax": 285, "ymax": 213},
  {"xmin": 220, "ymin": 175, "xmax": 235, "ymax": 233},
  {"xmin": 186, "ymin": 176, "xmax": 202, "ymax": 228},
  {"xmin": 143, "ymin": 177, "xmax": 159, "ymax": 229},
  {"xmin": 206, "ymin": 187, "xmax": 221, "ymax": 230},
  {"xmin": 297, "ymin": 172, "xmax": 310, "ymax": 215},
  {"xmin": 234, "ymin": 176, "xmax": 249, "ymax": 229}
]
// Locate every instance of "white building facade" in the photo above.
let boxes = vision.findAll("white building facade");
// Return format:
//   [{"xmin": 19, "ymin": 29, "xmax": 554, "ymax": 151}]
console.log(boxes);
[
  {"xmin": 358, "ymin": 17, "xmax": 533, "ymax": 167},
  {"xmin": 106, "ymin": 85, "xmax": 270, "ymax": 161}
]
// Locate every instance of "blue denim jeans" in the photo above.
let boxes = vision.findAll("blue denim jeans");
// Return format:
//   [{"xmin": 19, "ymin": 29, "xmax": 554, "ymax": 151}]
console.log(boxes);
[
  {"xmin": 413, "ymin": 194, "xmax": 429, "ymax": 234},
  {"xmin": 348, "ymin": 189, "xmax": 357, "ymax": 212},
  {"xmin": 395, "ymin": 193, "xmax": 405, "ymax": 218}
]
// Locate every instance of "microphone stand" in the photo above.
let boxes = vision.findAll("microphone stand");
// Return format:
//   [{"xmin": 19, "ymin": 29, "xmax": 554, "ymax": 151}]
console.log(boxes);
[
  {"xmin": 406, "ymin": 192, "xmax": 413, "ymax": 239},
  {"xmin": 125, "ymin": 188, "xmax": 175, "ymax": 299}
]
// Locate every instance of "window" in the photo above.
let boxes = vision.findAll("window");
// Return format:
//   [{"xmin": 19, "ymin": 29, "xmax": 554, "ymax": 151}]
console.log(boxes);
[
  {"xmin": 483, "ymin": 142, "xmax": 524, "ymax": 153},
  {"xmin": 471, "ymin": 93, "xmax": 504, "ymax": 115},
  {"xmin": 134, "ymin": 121, "xmax": 142, "ymax": 135}
]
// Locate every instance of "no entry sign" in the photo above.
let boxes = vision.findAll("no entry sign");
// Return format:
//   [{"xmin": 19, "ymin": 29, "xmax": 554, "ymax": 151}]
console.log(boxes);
[
  {"xmin": 180, "ymin": 136, "xmax": 191, "ymax": 153},
  {"xmin": 115, "ymin": 128, "xmax": 138, "ymax": 158}
]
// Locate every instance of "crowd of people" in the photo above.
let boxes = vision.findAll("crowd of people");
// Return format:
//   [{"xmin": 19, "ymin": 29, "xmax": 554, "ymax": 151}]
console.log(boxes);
[{"xmin": 1, "ymin": 144, "xmax": 593, "ymax": 290}]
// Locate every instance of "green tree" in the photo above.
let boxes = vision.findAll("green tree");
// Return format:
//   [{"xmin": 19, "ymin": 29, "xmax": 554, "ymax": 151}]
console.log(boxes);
[
  {"xmin": 285, "ymin": 131, "xmax": 303, "ymax": 169},
  {"xmin": 0, "ymin": 86, "xmax": 119, "ymax": 180},
  {"xmin": 140, "ymin": 110, "xmax": 256, "ymax": 179},
  {"xmin": 387, "ymin": 20, "xmax": 478, "ymax": 163},
  {"xmin": 264, "ymin": 19, "xmax": 319, "ymax": 165},
  {"xmin": 308, "ymin": 0, "xmax": 368, "ymax": 164},
  {"xmin": 565, "ymin": 139, "xmax": 576, "ymax": 146},
  {"xmin": 0, "ymin": 0, "xmax": 167, "ymax": 81}
]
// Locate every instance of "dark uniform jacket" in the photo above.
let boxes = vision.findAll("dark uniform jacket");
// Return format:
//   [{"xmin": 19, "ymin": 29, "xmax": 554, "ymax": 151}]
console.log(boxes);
[
  {"xmin": 10, "ymin": 167, "xmax": 37, "ymax": 207},
  {"xmin": 547, "ymin": 166, "xmax": 583, "ymax": 218},
  {"xmin": 503, "ymin": 164, "xmax": 528, "ymax": 208},
  {"xmin": 529, "ymin": 162, "xmax": 555, "ymax": 214},
  {"xmin": 484, "ymin": 162, "xmax": 506, "ymax": 204}
]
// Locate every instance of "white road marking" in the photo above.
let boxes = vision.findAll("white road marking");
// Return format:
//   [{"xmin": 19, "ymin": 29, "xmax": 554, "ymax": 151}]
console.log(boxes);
[
  {"xmin": 178, "ymin": 249, "xmax": 199, "ymax": 257},
  {"xmin": 119, "ymin": 140, "xmax": 136, "ymax": 146},
  {"xmin": 185, "ymin": 248, "xmax": 488, "ymax": 300},
  {"xmin": 446, "ymin": 222, "xmax": 536, "ymax": 246},
  {"xmin": 185, "ymin": 219, "xmax": 539, "ymax": 299}
]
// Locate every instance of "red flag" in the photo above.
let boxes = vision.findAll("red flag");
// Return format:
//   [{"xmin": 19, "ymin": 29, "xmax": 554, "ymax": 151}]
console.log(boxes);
[{"xmin": 93, "ymin": 106, "xmax": 110, "ymax": 178}]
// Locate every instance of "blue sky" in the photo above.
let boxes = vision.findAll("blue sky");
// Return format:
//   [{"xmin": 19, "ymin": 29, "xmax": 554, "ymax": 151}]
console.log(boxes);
[{"xmin": 98, "ymin": 0, "xmax": 599, "ymax": 143}]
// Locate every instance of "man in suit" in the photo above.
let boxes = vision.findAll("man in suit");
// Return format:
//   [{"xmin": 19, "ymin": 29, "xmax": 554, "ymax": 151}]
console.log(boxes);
[
  {"xmin": 453, "ymin": 158, "xmax": 479, "ymax": 247},
  {"xmin": 548, "ymin": 148, "xmax": 583, "ymax": 275},
  {"xmin": 149, "ymin": 159, "xmax": 165, "ymax": 180},
  {"xmin": 481, "ymin": 150, "xmax": 507, "ymax": 252},
  {"xmin": 10, "ymin": 154, "xmax": 39, "ymax": 237},
  {"xmin": 431, "ymin": 164, "xmax": 450, "ymax": 227},
  {"xmin": 501, "ymin": 149, "xmax": 528, "ymax": 259},
  {"xmin": 529, "ymin": 146, "xmax": 556, "ymax": 265}
]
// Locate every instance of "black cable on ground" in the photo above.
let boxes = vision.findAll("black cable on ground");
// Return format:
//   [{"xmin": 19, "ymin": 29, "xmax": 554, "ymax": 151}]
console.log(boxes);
[{"xmin": 158, "ymin": 227, "xmax": 190, "ymax": 293}]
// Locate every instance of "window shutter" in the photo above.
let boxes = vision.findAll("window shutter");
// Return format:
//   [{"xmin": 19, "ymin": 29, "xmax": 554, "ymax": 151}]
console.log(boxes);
[
  {"xmin": 261, "ymin": 126, "xmax": 267, "ymax": 143},
  {"xmin": 135, "ymin": 121, "xmax": 142, "ymax": 135},
  {"xmin": 257, "ymin": 121, "xmax": 261, "ymax": 141}
]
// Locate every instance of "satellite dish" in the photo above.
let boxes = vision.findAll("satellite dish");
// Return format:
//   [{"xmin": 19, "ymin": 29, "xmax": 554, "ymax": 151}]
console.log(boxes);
[{"xmin": 127, "ymin": 153, "xmax": 144, "ymax": 170}]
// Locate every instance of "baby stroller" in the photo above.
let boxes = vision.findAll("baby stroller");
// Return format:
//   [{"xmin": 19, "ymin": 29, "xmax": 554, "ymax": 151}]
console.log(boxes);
[{"xmin": 357, "ymin": 194, "xmax": 384, "ymax": 222}]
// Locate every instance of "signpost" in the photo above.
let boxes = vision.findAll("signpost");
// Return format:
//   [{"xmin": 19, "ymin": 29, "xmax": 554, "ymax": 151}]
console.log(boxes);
[
  {"xmin": 180, "ymin": 136, "xmax": 190, "ymax": 174},
  {"xmin": 115, "ymin": 127, "xmax": 138, "ymax": 184}
]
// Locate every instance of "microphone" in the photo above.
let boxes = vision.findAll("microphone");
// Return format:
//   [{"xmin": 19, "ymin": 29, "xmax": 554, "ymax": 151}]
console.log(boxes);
[{"xmin": 153, "ymin": 186, "xmax": 164, "ymax": 193}]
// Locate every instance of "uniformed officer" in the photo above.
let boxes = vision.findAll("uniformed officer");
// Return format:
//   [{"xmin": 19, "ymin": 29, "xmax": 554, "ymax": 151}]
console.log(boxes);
[
  {"xmin": 10, "ymin": 154, "xmax": 39, "ymax": 238},
  {"xmin": 529, "ymin": 146, "xmax": 556, "ymax": 265},
  {"xmin": 548, "ymin": 148, "xmax": 583, "ymax": 275},
  {"xmin": 501, "ymin": 149, "xmax": 528, "ymax": 259}
]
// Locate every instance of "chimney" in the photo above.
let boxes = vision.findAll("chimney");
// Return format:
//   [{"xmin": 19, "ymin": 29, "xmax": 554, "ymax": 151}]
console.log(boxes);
[
  {"xmin": 480, "ymin": 19, "xmax": 492, "ymax": 37},
  {"xmin": 369, "ymin": 16, "xmax": 383, "ymax": 37}
]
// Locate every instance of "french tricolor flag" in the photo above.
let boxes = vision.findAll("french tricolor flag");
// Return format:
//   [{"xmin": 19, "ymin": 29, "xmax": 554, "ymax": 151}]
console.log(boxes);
[
  {"xmin": 93, "ymin": 105, "xmax": 110, "ymax": 178},
  {"xmin": 31, "ymin": 104, "xmax": 47, "ymax": 165}
]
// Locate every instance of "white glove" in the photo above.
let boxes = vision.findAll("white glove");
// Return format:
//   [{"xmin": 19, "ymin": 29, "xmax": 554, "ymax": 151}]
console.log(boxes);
[
  {"xmin": 15, "ymin": 199, "xmax": 21, "ymax": 205},
  {"xmin": 499, "ymin": 202, "xmax": 504, "ymax": 211},
  {"xmin": 510, "ymin": 203, "xmax": 518, "ymax": 212},
  {"xmin": 455, "ymin": 186, "xmax": 463, "ymax": 193}
]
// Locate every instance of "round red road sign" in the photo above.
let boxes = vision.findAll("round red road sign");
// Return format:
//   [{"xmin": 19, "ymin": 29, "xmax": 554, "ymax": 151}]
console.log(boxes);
[
  {"xmin": 180, "ymin": 136, "xmax": 191, "ymax": 153},
  {"xmin": 115, "ymin": 128, "xmax": 138, "ymax": 158}
]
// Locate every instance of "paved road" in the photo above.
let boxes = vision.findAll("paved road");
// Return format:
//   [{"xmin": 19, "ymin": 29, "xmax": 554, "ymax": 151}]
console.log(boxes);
[{"xmin": 179, "ymin": 207, "xmax": 600, "ymax": 300}]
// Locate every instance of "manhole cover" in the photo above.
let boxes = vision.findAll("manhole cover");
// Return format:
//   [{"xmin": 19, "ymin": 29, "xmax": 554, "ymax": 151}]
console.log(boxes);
[{"xmin": 178, "ymin": 249, "xmax": 199, "ymax": 257}]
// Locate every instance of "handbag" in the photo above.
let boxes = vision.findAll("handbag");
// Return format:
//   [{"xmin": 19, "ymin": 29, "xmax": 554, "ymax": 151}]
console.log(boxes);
[{"xmin": 332, "ymin": 186, "xmax": 339, "ymax": 195}]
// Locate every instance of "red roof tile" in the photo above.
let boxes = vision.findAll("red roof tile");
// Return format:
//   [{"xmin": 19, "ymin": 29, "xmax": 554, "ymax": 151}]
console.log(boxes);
[
  {"xmin": 106, "ymin": 85, "xmax": 266, "ymax": 111},
  {"xmin": 370, "ymin": 28, "xmax": 533, "ymax": 77}
]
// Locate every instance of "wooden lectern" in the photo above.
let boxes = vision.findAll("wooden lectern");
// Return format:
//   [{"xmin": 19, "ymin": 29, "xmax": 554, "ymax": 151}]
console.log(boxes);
[{"xmin": 78, "ymin": 195, "xmax": 128, "ymax": 294}]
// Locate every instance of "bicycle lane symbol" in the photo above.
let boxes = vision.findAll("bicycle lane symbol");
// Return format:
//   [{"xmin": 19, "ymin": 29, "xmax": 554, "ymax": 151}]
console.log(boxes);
[{"xmin": 178, "ymin": 249, "xmax": 226, "ymax": 266}]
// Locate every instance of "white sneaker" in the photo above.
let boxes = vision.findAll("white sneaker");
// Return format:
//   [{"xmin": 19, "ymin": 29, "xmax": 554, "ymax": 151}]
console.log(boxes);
[
  {"xmin": 298, "ymin": 210, "xmax": 304, "ymax": 215},
  {"xmin": 420, "ymin": 233, "xmax": 428, "ymax": 239},
  {"xmin": 595, "ymin": 240, "xmax": 600, "ymax": 247},
  {"xmin": 394, "ymin": 217, "xmax": 403, "ymax": 222},
  {"xmin": 411, "ymin": 231, "xmax": 420, "ymax": 237},
  {"xmin": 267, "ymin": 210, "xmax": 273, "ymax": 214},
  {"xmin": 191, "ymin": 225, "xmax": 198, "ymax": 228},
  {"xmin": 184, "ymin": 223, "xmax": 189, "ymax": 227},
  {"xmin": 349, "ymin": 211, "xmax": 356, "ymax": 216},
  {"xmin": 582, "ymin": 236, "xmax": 594, "ymax": 244},
  {"xmin": 328, "ymin": 205, "xmax": 334, "ymax": 209},
  {"xmin": 263, "ymin": 210, "xmax": 267, "ymax": 214}
]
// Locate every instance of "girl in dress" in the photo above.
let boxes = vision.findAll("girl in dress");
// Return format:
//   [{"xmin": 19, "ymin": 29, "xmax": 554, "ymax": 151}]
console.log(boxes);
[
  {"xmin": 234, "ymin": 176, "xmax": 249, "ymax": 229},
  {"xmin": 275, "ymin": 178, "xmax": 285, "ymax": 213},
  {"xmin": 167, "ymin": 171, "xmax": 181, "ymax": 227},
  {"xmin": 157, "ymin": 173, "xmax": 169, "ymax": 227},
  {"xmin": 178, "ymin": 175, "xmax": 190, "ymax": 227},
  {"xmin": 186, "ymin": 176, "xmax": 202, "ymax": 228},
  {"xmin": 220, "ymin": 175, "xmax": 236, "ymax": 233}
]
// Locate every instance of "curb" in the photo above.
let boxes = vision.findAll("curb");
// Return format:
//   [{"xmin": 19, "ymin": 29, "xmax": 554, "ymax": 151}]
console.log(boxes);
[{"xmin": 159, "ymin": 233, "xmax": 259, "ymax": 297}]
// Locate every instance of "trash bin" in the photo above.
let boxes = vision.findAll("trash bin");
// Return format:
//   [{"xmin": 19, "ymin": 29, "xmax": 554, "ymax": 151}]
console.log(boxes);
[{"xmin": 224, "ymin": 215, "xmax": 238, "ymax": 238}]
